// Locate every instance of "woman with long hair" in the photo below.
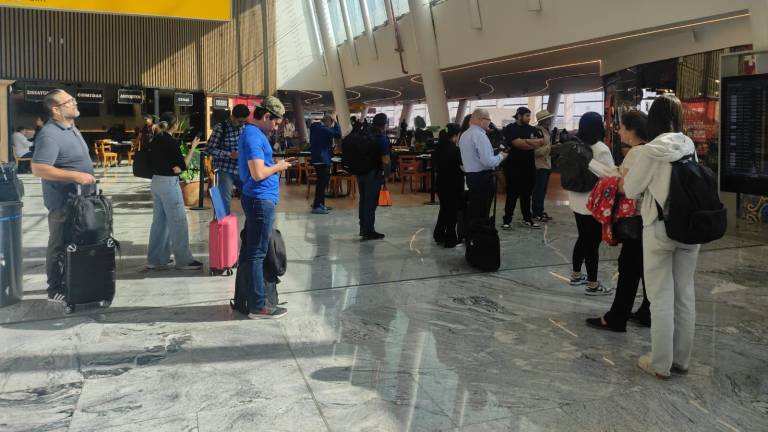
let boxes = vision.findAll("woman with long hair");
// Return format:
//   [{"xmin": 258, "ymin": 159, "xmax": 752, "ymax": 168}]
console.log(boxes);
[
  {"xmin": 146, "ymin": 112, "xmax": 202, "ymax": 270},
  {"xmin": 586, "ymin": 110, "xmax": 651, "ymax": 332},
  {"xmin": 568, "ymin": 112, "xmax": 616, "ymax": 295},
  {"xmin": 433, "ymin": 123, "xmax": 464, "ymax": 247},
  {"xmin": 623, "ymin": 94, "xmax": 700, "ymax": 379}
]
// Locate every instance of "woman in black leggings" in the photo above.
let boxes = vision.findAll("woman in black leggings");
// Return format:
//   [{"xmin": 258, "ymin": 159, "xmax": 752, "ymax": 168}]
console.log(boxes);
[
  {"xmin": 567, "ymin": 113, "xmax": 616, "ymax": 295},
  {"xmin": 586, "ymin": 110, "xmax": 651, "ymax": 331}
]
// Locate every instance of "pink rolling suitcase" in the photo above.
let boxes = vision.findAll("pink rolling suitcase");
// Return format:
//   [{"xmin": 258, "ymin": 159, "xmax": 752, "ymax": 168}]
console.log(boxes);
[
  {"xmin": 209, "ymin": 215, "xmax": 238, "ymax": 276},
  {"xmin": 208, "ymin": 175, "xmax": 238, "ymax": 276}
]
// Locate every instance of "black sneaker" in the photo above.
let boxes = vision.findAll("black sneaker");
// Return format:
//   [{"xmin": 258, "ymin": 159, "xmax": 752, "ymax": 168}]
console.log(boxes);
[
  {"xmin": 248, "ymin": 306, "xmax": 288, "ymax": 319},
  {"xmin": 362, "ymin": 232, "xmax": 385, "ymax": 240},
  {"xmin": 585, "ymin": 317, "xmax": 626, "ymax": 333},
  {"xmin": 520, "ymin": 220, "xmax": 542, "ymax": 229},
  {"xmin": 629, "ymin": 312, "xmax": 651, "ymax": 328},
  {"xmin": 47, "ymin": 292, "xmax": 66, "ymax": 303},
  {"xmin": 178, "ymin": 260, "xmax": 203, "ymax": 270}
]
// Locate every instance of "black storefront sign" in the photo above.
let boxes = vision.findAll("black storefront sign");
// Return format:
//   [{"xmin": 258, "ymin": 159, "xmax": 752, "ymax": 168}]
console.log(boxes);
[
  {"xmin": 213, "ymin": 97, "xmax": 229, "ymax": 110},
  {"xmin": 76, "ymin": 88, "xmax": 104, "ymax": 103},
  {"xmin": 24, "ymin": 85, "xmax": 57, "ymax": 102},
  {"xmin": 175, "ymin": 92, "xmax": 194, "ymax": 107},
  {"xmin": 118, "ymin": 89, "xmax": 144, "ymax": 104}
]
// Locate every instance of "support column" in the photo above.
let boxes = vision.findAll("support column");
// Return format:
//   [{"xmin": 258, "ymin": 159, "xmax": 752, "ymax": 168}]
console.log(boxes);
[
  {"xmin": 292, "ymin": 94, "xmax": 309, "ymax": 143},
  {"xmin": 359, "ymin": 0, "xmax": 378, "ymax": 59},
  {"xmin": 749, "ymin": 0, "xmax": 768, "ymax": 51},
  {"xmin": 262, "ymin": 0, "xmax": 271, "ymax": 95},
  {"xmin": 313, "ymin": 0, "xmax": 352, "ymax": 135},
  {"xmin": 546, "ymin": 92, "xmax": 562, "ymax": 116},
  {"xmin": 339, "ymin": 0, "xmax": 360, "ymax": 64},
  {"xmin": 563, "ymin": 94, "xmax": 574, "ymax": 130},
  {"xmin": 407, "ymin": 0, "xmax": 449, "ymax": 127},
  {"xmin": 0, "ymin": 80, "xmax": 13, "ymax": 162},
  {"xmin": 399, "ymin": 102, "xmax": 413, "ymax": 127},
  {"xmin": 454, "ymin": 99, "xmax": 468, "ymax": 124}
]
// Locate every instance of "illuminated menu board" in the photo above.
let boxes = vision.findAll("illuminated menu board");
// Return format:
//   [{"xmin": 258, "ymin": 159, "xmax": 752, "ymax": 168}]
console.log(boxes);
[{"xmin": 720, "ymin": 74, "xmax": 768, "ymax": 195}]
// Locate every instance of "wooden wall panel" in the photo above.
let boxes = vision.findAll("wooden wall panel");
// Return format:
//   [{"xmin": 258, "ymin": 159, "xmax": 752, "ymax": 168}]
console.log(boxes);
[{"xmin": 0, "ymin": 0, "xmax": 270, "ymax": 95}]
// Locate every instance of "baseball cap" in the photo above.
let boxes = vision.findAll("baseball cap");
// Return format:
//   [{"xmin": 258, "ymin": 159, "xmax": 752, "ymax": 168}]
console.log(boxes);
[{"xmin": 259, "ymin": 96, "xmax": 285, "ymax": 119}]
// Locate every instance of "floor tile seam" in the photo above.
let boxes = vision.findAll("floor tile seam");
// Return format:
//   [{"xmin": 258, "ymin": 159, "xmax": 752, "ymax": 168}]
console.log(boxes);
[
  {"xmin": 279, "ymin": 327, "xmax": 334, "ymax": 432},
  {"xmin": 6, "ymin": 242, "xmax": 765, "ymax": 327}
]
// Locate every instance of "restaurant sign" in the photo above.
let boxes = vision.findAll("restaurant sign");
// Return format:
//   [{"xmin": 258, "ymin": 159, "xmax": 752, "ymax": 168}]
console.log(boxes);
[
  {"xmin": 0, "ymin": 1, "xmax": 230, "ymax": 21},
  {"xmin": 175, "ymin": 92, "xmax": 194, "ymax": 107},
  {"xmin": 213, "ymin": 97, "xmax": 229, "ymax": 110},
  {"xmin": 76, "ymin": 88, "xmax": 104, "ymax": 103},
  {"xmin": 24, "ymin": 85, "xmax": 57, "ymax": 102},
  {"xmin": 118, "ymin": 89, "xmax": 144, "ymax": 104}
]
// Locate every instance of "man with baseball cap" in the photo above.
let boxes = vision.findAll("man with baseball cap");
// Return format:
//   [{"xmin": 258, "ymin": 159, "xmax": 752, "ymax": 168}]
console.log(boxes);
[
  {"xmin": 501, "ymin": 107, "xmax": 545, "ymax": 229},
  {"xmin": 238, "ymin": 96, "xmax": 296, "ymax": 319},
  {"xmin": 532, "ymin": 109, "xmax": 555, "ymax": 222}
]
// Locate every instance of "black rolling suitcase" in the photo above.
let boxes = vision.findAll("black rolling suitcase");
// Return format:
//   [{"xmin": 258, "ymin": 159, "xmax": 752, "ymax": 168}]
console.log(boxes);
[
  {"xmin": 63, "ymin": 239, "xmax": 117, "ymax": 314},
  {"xmin": 62, "ymin": 183, "xmax": 118, "ymax": 314},
  {"xmin": 465, "ymin": 176, "xmax": 500, "ymax": 272}
]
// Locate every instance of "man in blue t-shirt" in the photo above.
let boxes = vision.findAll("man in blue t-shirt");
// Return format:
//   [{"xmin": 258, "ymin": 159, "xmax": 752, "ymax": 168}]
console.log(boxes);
[
  {"xmin": 238, "ymin": 96, "xmax": 295, "ymax": 319},
  {"xmin": 309, "ymin": 115, "xmax": 341, "ymax": 214},
  {"xmin": 357, "ymin": 113, "xmax": 391, "ymax": 240}
]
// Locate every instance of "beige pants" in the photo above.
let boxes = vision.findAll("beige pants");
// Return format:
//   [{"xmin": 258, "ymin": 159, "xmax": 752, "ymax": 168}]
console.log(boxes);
[{"xmin": 643, "ymin": 220, "xmax": 701, "ymax": 374}]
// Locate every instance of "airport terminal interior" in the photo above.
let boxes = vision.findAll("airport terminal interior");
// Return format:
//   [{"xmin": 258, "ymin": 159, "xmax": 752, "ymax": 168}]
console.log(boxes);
[{"xmin": 1, "ymin": 1, "xmax": 767, "ymax": 431}]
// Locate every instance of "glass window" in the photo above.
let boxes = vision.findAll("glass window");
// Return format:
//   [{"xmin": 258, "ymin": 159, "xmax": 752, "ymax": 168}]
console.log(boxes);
[
  {"xmin": 367, "ymin": 0, "xmax": 388, "ymax": 27},
  {"xmin": 328, "ymin": 0, "xmax": 347, "ymax": 44},
  {"xmin": 392, "ymin": 0, "xmax": 410, "ymax": 16},
  {"xmin": 346, "ymin": 0, "xmax": 365, "ymax": 36}
]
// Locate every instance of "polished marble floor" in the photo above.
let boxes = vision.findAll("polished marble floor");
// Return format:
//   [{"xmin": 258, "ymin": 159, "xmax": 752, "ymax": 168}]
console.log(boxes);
[{"xmin": 1, "ymin": 167, "xmax": 767, "ymax": 431}]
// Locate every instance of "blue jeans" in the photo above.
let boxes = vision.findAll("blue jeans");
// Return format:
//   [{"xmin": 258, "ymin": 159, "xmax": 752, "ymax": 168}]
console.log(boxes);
[
  {"xmin": 241, "ymin": 194, "xmax": 276, "ymax": 311},
  {"xmin": 357, "ymin": 171, "xmax": 383, "ymax": 235},
  {"xmin": 217, "ymin": 171, "xmax": 242, "ymax": 216},
  {"xmin": 148, "ymin": 176, "xmax": 195, "ymax": 266},
  {"xmin": 532, "ymin": 168, "xmax": 551, "ymax": 218}
]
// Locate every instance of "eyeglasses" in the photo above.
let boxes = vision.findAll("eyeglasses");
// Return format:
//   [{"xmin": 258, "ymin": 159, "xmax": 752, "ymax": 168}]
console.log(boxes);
[{"xmin": 53, "ymin": 98, "xmax": 77, "ymax": 108}]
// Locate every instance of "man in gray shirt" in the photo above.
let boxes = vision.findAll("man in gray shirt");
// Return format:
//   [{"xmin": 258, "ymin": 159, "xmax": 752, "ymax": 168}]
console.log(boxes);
[
  {"xmin": 32, "ymin": 89, "xmax": 96, "ymax": 302},
  {"xmin": 458, "ymin": 109, "xmax": 507, "ymax": 224}
]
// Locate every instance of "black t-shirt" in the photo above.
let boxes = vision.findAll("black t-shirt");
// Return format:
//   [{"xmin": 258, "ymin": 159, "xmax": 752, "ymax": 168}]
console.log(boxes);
[
  {"xmin": 150, "ymin": 132, "xmax": 187, "ymax": 176},
  {"xmin": 503, "ymin": 122, "xmax": 541, "ymax": 175}
]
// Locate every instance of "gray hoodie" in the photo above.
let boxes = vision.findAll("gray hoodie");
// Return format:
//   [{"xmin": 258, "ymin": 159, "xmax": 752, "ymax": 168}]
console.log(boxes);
[{"xmin": 623, "ymin": 132, "xmax": 696, "ymax": 226}]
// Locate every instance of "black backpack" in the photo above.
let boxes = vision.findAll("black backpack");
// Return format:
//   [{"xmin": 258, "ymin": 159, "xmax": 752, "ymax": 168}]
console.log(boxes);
[
  {"xmin": 341, "ymin": 127, "xmax": 377, "ymax": 175},
  {"xmin": 557, "ymin": 137, "xmax": 598, "ymax": 192},
  {"xmin": 657, "ymin": 154, "xmax": 727, "ymax": 244},
  {"xmin": 67, "ymin": 185, "xmax": 113, "ymax": 245}
]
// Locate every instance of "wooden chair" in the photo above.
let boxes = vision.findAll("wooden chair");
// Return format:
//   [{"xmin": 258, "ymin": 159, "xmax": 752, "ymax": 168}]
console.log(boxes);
[
  {"xmin": 399, "ymin": 155, "xmax": 429, "ymax": 193},
  {"xmin": 13, "ymin": 148, "xmax": 32, "ymax": 174},
  {"xmin": 330, "ymin": 171, "xmax": 357, "ymax": 199},
  {"xmin": 95, "ymin": 139, "xmax": 118, "ymax": 168},
  {"xmin": 127, "ymin": 140, "xmax": 138, "ymax": 165},
  {"xmin": 305, "ymin": 163, "xmax": 317, "ymax": 199}
]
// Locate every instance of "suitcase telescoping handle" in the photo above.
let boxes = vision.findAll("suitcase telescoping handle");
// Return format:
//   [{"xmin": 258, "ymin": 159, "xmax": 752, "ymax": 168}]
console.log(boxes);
[{"xmin": 75, "ymin": 179, "xmax": 100, "ymax": 196}]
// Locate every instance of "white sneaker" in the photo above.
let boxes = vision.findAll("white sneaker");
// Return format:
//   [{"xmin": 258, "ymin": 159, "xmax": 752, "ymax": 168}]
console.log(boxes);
[
  {"xmin": 501, "ymin": 223, "xmax": 513, "ymax": 230},
  {"xmin": 520, "ymin": 220, "xmax": 541, "ymax": 229}
]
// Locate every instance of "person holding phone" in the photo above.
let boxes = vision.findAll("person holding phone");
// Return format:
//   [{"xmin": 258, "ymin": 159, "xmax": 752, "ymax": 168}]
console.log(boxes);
[
  {"xmin": 145, "ymin": 112, "xmax": 203, "ymax": 270},
  {"xmin": 238, "ymin": 97, "xmax": 294, "ymax": 319}
]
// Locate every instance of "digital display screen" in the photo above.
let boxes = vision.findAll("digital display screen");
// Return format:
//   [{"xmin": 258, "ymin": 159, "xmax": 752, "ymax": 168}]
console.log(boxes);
[{"xmin": 720, "ymin": 74, "xmax": 768, "ymax": 195}]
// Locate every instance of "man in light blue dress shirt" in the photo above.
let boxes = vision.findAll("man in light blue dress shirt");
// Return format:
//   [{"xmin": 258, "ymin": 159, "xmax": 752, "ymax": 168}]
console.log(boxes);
[{"xmin": 458, "ymin": 109, "xmax": 508, "ymax": 224}]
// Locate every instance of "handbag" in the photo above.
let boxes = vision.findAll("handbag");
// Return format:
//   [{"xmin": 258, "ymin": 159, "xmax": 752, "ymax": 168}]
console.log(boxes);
[
  {"xmin": 378, "ymin": 184, "xmax": 392, "ymax": 207},
  {"xmin": 0, "ymin": 162, "xmax": 24, "ymax": 202},
  {"xmin": 132, "ymin": 150, "xmax": 153, "ymax": 179},
  {"xmin": 614, "ymin": 215, "xmax": 642, "ymax": 243}
]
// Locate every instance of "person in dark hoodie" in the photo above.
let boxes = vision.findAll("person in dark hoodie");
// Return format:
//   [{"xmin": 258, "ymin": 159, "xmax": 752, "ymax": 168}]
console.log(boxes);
[
  {"xmin": 432, "ymin": 123, "xmax": 464, "ymax": 248},
  {"xmin": 309, "ymin": 115, "xmax": 341, "ymax": 214}
]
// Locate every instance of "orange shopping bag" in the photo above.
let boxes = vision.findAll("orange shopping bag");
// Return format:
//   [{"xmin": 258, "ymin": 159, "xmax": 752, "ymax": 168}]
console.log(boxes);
[{"xmin": 378, "ymin": 184, "xmax": 392, "ymax": 206}]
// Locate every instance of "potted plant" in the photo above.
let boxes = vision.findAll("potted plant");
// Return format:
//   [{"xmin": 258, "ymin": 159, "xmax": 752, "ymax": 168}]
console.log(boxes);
[{"xmin": 178, "ymin": 141, "xmax": 203, "ymax": 207}]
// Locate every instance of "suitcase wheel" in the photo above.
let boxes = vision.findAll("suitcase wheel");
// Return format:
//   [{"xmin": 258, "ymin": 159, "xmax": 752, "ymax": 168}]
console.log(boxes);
[
  {"xmin": 99, "ymin": 300, "xmax": 112, "ymax": 308},
  {"xmin": 225, "ymin": 269, "xmax": 233, "ymax": 276},
  {"xmin": 64, "ymin": 304, "xmax": 75, "ymax": 315}
]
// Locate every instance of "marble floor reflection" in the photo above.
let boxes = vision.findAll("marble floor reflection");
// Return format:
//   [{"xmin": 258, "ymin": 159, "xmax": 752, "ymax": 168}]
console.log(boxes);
[{"xmin": 1, "ymin": 167, "xmax": 767, "ymax": 432}]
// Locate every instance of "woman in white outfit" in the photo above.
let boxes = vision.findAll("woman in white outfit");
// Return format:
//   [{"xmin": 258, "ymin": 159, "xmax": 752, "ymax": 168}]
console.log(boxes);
[{"xmin": 622, "ymin": 94, "xmax": 701, "ymax": 379}]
